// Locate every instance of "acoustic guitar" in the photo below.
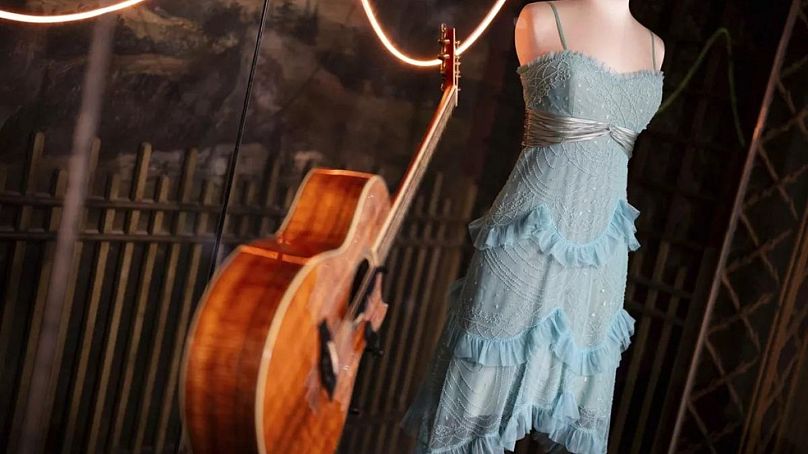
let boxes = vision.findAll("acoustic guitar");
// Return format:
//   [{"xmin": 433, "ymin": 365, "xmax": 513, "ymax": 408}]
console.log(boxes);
[{"xmin": 180, "ymin": 25, "xmax": 460, "ymax": 453}]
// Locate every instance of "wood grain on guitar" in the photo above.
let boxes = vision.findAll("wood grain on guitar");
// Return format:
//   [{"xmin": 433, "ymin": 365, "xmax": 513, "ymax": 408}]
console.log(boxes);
[{"xmin": 180, "ymin": 25, "xmax": 460, "ymax": 454}]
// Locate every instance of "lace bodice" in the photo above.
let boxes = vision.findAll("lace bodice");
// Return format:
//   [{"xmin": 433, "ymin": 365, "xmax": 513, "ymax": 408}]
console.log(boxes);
[{"xmin": 518, "ymin": 49, "xmax": 664, "ymax": 134}]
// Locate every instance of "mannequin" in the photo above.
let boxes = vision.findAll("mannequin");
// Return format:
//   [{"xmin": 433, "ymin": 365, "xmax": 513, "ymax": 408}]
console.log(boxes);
[
  {"xmin": 401, "ymin": 3, "xmax": 667, "ymax": 453},
  {"xmin": 515, "ymin": 0, "xmax": 665, "ymax": 73}
]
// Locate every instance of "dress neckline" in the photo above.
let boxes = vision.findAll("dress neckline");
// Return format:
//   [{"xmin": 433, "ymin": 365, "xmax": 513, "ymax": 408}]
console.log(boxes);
[{"xmin": 517, "ymin": 49, "xmax": 664, "ymax": 80}]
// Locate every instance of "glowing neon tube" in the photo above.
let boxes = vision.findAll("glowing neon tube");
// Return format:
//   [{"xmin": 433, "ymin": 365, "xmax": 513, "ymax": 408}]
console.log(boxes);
[
  {"xmin": 0, "ymin": 0, "xmax": 146, "ymax": 24},
  {"xmin": 360, "ymin": 0, "xmax": 507, "ymax": 67}
]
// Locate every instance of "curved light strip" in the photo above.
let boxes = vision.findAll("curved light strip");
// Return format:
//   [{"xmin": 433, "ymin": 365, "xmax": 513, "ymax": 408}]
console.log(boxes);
[
  {"xmin": 360, "ymin": 0, "xmax": 508, "ymax": 67},
  {"xmin": 0, "ymin": 0, "xmax": 145, "ymax": 24},
  {"xmin": 456, "ymin": 0, "xmax": 507, "ymax": 55}
]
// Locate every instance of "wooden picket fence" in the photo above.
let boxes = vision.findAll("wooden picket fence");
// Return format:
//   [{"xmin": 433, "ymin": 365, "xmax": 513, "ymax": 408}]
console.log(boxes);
[{"xmin": 0, "ymin": 131, "xmax": 478, "ymax": 453}]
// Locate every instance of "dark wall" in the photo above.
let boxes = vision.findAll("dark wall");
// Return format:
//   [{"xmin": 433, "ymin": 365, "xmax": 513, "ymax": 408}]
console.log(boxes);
[
  {"xmin": 0, "ymin": 0, "xmax": 507, "ymax": 199},
  {"xmin": 0, "ymin": 0, "xmax": 798, "ymax": 452}
]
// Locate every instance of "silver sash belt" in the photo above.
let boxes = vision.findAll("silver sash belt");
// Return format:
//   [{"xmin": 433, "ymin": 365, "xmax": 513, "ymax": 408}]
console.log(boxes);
[{"xmin": 522, "ymin": 108, "xmax": 639, "ymax": 158}]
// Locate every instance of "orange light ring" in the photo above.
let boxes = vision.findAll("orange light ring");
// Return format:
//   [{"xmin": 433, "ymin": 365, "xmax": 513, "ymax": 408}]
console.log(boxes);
[
  {"xmin": 0, "ymin": 0, "xmax": 146, "ymax": 24},
  {"xmin": 360, "ymin": 0, "xmax": 508, "ymax": 67}
]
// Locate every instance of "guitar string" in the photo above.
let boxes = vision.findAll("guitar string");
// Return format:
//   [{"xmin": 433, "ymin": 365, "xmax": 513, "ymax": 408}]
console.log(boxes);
[
  {"xmin": 346, "ymin": 84, "xmax": 458, "ymax": 326},
  {"xmin": 344, "ymin": 1, "xmax": 487, "ymax": 326},
  {"xmin": 345, "ymin": 31, "xmax": 460, "ymax": 323}
]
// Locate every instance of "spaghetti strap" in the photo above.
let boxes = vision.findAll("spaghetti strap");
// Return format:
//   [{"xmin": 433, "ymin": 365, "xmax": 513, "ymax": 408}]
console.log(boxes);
[
  {"xmin": 548, "ymin": 2, "xmax": 568, "ymax": 50},
  {"xmin": 650, "ymin": 30, "xmax": 657, "ymax": 69}
]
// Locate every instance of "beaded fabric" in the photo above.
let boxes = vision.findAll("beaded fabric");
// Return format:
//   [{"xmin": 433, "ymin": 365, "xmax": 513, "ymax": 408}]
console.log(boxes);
[{"xmin": 399, "ymin": 7, "xmax": 664, "ymax": 454}]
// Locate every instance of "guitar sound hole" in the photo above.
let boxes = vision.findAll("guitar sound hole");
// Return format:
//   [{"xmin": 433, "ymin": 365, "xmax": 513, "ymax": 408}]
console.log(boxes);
[{"xmin": 350, "ymin": 258, "xmax": 373, "ymax": 315}]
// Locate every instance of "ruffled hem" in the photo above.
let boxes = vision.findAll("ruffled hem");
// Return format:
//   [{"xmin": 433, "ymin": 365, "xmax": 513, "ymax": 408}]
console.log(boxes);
[
  {"xmin": 467, "ymin": 198, "xmax": 641, "ymax": 267},
  {"xmin": 404, "ymin": 401, "xmax": 606, "ymax": 454},
  {"xmin": 453, "ymin": 306, "xmax": 635, "ymax": 374}
]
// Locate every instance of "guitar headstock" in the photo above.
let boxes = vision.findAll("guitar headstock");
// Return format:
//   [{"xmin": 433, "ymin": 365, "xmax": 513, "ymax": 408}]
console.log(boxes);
[{"xmin": 439, "ymin": 24, "xmax": 460, "ymax": 104}]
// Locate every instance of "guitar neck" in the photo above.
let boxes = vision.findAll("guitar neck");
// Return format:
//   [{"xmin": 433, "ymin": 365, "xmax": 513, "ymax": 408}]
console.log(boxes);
[
  {"xmin": 373, "ymin": 83, "xmax": 458, "ymax": 263},
  {"xmin": 370, "ymin": 24, "xmax": 459, "ymax": 266}
]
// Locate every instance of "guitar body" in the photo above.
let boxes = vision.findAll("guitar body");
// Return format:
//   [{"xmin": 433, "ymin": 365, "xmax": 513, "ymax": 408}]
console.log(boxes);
[
  {"xmin": 181, "ymin": 169, "xmax": 391, "ymax": 454},
  {"xmin": 183, "ymin": 24, "xmax": 459, "ymax": 454}
]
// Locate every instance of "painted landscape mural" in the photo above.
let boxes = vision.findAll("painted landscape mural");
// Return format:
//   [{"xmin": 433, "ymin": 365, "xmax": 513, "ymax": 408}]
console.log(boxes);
[{"xmin": 0, "ymin": 0, "xmax": 516, "ymax": 198}]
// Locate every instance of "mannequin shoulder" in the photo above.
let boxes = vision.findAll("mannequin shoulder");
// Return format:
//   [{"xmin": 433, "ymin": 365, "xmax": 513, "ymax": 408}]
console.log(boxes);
[
  {"xmin": 515, "ymin": 2, "xmax": 562, "ymax": 61},
  {"xmin": 515, "ymin": 2, "xmax": 558, "ymax": 37}
]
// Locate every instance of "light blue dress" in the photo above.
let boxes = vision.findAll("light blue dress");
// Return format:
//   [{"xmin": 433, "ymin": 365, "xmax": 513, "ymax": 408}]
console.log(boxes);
[{"xmin": 400, "ymin": 4, "xmax": 664, "ymax": 453}]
